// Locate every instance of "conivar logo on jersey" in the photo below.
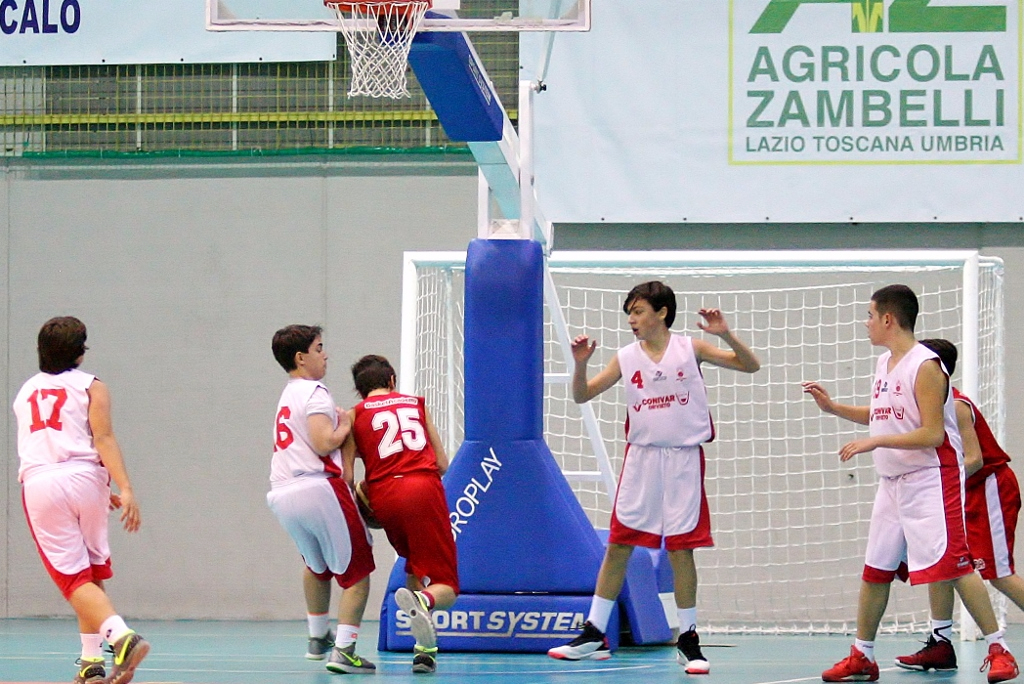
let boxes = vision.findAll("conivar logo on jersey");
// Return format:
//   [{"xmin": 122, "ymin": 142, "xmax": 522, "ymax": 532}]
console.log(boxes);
[
  {"xmin": 449, "ymin": 448, "xmax": 502, "ymax": 539},
  {"xmin": 730, "ymin": 0, "xmax": 1020, "ymax": 164}
]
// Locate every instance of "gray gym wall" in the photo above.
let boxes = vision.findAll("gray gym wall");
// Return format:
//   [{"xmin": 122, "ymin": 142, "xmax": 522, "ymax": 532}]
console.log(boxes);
[{"xmin": 3, "ymin": 158, "xmax": 1023, "ymax": 624}]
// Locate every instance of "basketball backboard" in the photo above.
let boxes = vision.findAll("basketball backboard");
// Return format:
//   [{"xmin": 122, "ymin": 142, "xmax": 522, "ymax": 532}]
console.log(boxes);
[{"xmin": 206, "ymin": 0, "xmax": 591, "ymax": 32}]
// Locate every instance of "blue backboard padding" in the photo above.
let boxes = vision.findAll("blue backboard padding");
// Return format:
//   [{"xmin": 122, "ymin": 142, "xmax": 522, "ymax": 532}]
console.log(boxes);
[
  {"xmin": 444, "ymin": 439, "xmax": 605, "ymax": 593},
  {"xmin": 595, "ymin": 530, "xmax": 674, "ymax": 645},
  {"xmin": 408, "ymin": 29, "xmax": 503, "ymax": 142},
  {"xmin": 619, "ymin": 546, "xmax": 673, "ymax": 645},
  {"xmin": 380, "ymin": 591, "xmax": 620, "ymax": 652},
  {"xmin": 463, "ymin": 239, "xmax": 544, "ymax": 441},
  {"xmin": 653, "ymin": 547, "xmax": 674, "ymax": 593}
]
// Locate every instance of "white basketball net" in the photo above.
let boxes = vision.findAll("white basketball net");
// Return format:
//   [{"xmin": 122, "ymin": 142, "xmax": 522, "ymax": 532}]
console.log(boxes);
[{"xmin": 326, "ymin": 1, "xmax": 431, "ymax": 99}]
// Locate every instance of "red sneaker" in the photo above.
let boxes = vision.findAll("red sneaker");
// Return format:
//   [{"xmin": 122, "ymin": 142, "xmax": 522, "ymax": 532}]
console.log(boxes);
[
  {"xmin": 823, "ymin": 646, "xmax": 879, "ymax": 682},
  {"xmin": 895, "ymin": 635, "xmax": 957, "ymax": 671},
  {"xmin": 981, "ymin": 643, "xmax": 1019, "ymax": 684}
]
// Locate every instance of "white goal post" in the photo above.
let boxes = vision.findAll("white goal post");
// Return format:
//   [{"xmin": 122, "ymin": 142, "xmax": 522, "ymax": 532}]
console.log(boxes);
[{"xmin": 400, "ymin": 249, "xmax": 1004, "ymax": 635}]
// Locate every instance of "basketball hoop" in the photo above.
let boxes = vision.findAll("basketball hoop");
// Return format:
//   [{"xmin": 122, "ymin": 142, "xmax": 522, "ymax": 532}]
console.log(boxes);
[{"xmin": 324, "ymin": 0, "xmax": 432, "ymax": 99}]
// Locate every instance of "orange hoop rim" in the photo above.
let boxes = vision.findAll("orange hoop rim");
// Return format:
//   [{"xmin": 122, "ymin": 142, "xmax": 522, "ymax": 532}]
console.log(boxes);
[{"xmin": 325, "ymin": 0, "xmax": 432, "ymax": 13}]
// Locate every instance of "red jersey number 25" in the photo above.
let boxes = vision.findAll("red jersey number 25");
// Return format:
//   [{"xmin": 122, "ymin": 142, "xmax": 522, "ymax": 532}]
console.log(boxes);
[{"xmin": 372, "ymin": 408, "xmax": 427, "ymax": 458}]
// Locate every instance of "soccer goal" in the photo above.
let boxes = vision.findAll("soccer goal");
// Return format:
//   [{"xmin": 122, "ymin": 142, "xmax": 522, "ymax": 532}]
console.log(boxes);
[{"xmin": 400, "ymin": 249, "xmax": 1004, "ymax": 635}]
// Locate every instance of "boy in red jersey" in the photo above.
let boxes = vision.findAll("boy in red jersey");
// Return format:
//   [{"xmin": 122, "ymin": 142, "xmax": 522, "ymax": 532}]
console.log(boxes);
[
  {"xmin": 804, "ymin": 286, "xmax": 1017, "ymax": 684},
  {"xmin": 13, "ymin": 317, "xmax": 149, "ymax": 684},
  {"xmin": 344, "ymin": 354, "xmax": 456, "ymax": 675},
  {"xmin": 894, "ymin": 339, "xmax": 1024, "ymax": 675},
  {"xmin": 268, "ymin": 325, "xmax": 376, "ymax": 675}
]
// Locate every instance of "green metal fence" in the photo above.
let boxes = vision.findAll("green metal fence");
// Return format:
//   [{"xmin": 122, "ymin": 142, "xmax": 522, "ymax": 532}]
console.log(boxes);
[{"xmin": 0, "ymin": 32, "xmax": 518, "ymax": 157}]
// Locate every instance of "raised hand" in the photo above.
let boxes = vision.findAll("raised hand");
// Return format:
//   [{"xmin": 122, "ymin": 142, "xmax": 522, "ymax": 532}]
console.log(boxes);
[
  {"xmin": 571, "ymin": 334, "xmax": 597, "ymax": 365},
  {"xmin": 696, "ymin": 308, "xmax": 730, "ymax": 337}
]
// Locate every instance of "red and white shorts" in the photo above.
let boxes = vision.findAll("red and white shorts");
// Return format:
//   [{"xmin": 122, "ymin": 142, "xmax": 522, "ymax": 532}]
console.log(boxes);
[
  {"xmin": 367, "ymin": 473, "xmax": 459, "ymax": 592},
  {"xmin": 267, "ymin": 476, "xmax": 375, "ymax": 588},
  {"xmin": 965, "ymin": 466, "xmax": 1020, "ymax": 580},
  {"xmin": 609, "ymin": 444, "xmax": 713, "ymax": 551},
  {"xmin": 22, "ymin": 462, "xmax": 114, "ymax": 600},
  {"xmin": 863, "ymin": 465, "xmax": 973, "ymax": 585}
]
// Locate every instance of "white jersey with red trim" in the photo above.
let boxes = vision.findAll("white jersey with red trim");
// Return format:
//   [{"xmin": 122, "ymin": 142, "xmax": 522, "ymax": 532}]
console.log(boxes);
[
  {"xmin": 870, "ymin": 343, "xmax": 962, "ymax": 478},
  {"xmin": 270, "ymin": 378, "xmax": 343, "ymax": 486},
  {"xmin": 618, "ymin": 334, "xmax": 713, "ymax": 448},
  {"xmin": 14, "ymin": 369, "xmax": 100, "ymax": 483}
]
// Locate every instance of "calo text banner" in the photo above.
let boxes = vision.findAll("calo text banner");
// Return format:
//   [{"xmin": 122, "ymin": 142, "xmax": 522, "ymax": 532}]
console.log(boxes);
[{"xmin": 0, "ymin": 0, "xmax": 334, "ymax": 65}]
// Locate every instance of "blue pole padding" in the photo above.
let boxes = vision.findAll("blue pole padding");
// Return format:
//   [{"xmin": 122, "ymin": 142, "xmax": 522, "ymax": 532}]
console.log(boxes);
[{"xmin": 463, "ymin": 238, "xmax": 544, "ymax": 442}]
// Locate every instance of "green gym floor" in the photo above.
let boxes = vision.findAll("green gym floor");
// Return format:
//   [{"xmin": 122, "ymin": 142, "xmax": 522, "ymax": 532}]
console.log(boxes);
[{"xmin": 1, "ymin": 620, "xmax": 1021, "ymax": 684}]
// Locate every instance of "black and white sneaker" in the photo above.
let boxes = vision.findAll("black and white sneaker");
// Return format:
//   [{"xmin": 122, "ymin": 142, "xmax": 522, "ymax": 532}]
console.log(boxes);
[
  {"xmin": 547, "ymin": 621, "xmax": 611, "ymax": 661},
  {"xmin": 676, "ymin": 629, "xmax": 710, "ymax": 674}
]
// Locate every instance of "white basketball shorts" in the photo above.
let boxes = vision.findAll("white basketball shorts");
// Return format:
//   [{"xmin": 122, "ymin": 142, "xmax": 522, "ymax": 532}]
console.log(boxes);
[
  {"xmin": 609, "ymin": 444, "xmax": 713, "ymax": 550},
  {"xmin": 22, "ymin": 462, "xmax": 113, "ymax": 598},
  {"xmin": 267, "ymin": 476, "xmax": 374, "ymax": 586},
  {"xmin": 863, "ymin": 465, "xmax": 973, "ymax": 585}
]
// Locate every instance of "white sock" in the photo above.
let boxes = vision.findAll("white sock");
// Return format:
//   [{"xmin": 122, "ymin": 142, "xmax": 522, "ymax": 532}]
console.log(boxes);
[
  {"xmin": 308, "ymin": 613, "xmax": 331, "ymax": 639},
  {"xmin": 99, "ymin": 616, "xmax": 131, "ymax": 645},
  {"xmin": 677, "ymin": 607, "xmax": 698, "ymax": 634},
  {"xmin": 855, "ymin": 639, "xmax": 875, "ymax": 662},
  {"xmin": 586, "ymin": 596, "xmax": 615, "ymax": 634},
  {"xmin": 80, "ymin": 633, "xmax": 104, "ymax": 661},
  {"xmin": 336, "ymin": 624, "xmax": 359, "ymax": 649},
  {"xmin": 931, "ymin": 619, "xmax": 954, "ymax": 642},
  {"xmin": 985, "ymin": 629, "xmax": 1009, "ymax": 650}
]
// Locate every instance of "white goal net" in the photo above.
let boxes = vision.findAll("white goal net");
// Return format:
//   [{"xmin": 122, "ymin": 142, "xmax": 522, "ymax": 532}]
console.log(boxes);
[{"xmin": 400, "ymin": 250, "xmax": 1004, "ymax": 635}]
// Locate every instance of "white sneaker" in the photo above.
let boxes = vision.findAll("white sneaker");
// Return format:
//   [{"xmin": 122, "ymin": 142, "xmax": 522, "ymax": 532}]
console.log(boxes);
[
  {"xmin": 547, "ymin": 621, "xmax": 611, "ymax": 661},
  {"xmin": 395, "ymin": 588, "xmax": 437, "ymax": 650}
]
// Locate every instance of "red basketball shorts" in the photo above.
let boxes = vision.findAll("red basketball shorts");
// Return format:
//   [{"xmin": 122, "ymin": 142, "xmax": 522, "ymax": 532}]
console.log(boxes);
[
  {"xmin": 965, "ymin": 465, "xmax": 1020, "ymax": 580},
  {"xmin": 368, "ymin": 473, "xmax": 459, "ymax": 593}
]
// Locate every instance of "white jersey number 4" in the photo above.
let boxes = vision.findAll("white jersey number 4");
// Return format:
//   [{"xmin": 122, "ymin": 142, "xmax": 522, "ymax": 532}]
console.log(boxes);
[{"xmin": 371, "ymin": 407, "xmax": 427, "ymax": 458}]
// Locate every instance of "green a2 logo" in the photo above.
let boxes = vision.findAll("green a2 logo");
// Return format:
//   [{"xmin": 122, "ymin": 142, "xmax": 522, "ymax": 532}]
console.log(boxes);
[{"xmin": 751, "ymin": 0, "xmax": 1007, "ymax": 34}]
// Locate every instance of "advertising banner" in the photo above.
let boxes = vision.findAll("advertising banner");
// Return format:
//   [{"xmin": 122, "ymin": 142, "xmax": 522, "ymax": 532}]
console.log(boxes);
[
  {"xmin": 0, "ymin": 0, "xmax": 334, "ymax": 65},
  {"xmin": 528, "ymin": 1, "xmax": 1024, "ymax": 223},
  {"xmin": 732, "ymin": 0, "xmax": 1018, "ymax": 164}
]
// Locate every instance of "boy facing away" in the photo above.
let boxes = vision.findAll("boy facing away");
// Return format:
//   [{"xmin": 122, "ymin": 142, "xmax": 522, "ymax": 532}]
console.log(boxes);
[
  {"xmin": 344, "ymin": 354, "xmax": 457, "ymax": 675},
  {"xmin": 893, "ymin": 338, "xmax": 1024, "ymax": 675},
  {"xmin": 547, "ymin": 281, "xmax": 760, "ymax": 673},
  {"xmin": 803, "ymin": 285, "xmax": 1018, "ymax": 684},
  {"xmin": 13, "ymin": 316, "xmax": 149, "ymax": 684}
]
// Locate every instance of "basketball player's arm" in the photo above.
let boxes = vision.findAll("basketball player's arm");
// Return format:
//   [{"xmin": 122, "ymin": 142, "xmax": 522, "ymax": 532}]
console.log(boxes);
[
  {"xmin": 955, "ymin": 399, "xmax": 984, "ymax": 478},
  {"xmin": 571, "ymin": 334, "xmax": 621, "ymax": 404},
  {"xmin": 693, "ymin": 309, "xmax": 761, "ymax": 373},
  {"xmin": 341, "ymin": 409, "xmax": 358, "ymax": 489},
  {"xmin": 424, "ymin": 407, "xmax": 449, "ymax": 476},
  {"xmin": 801, "ymin": 382, "xmax": 870, "ymax": 425},
  {"xmin": 839, "ymin": 359, "xmax": 949, "ymax": 460},
  {"xmin": 307, "ymin": 405, "xmax": 351, "ymax": 456},
  {"xmin": 87, "ymin": 379, "xmax": 140, "ymax": 533}
]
